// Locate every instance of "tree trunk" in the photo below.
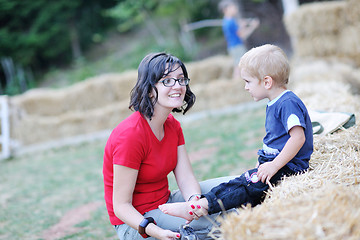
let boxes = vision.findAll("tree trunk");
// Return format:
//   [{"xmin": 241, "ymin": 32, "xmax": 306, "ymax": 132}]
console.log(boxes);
[
  {"xmin": 69, "ymin": 19, "xmax": 83, "ymax": 61},
  {"xmin": 141, "ymin": 9, "xmax": 166, "ymax": 46}
]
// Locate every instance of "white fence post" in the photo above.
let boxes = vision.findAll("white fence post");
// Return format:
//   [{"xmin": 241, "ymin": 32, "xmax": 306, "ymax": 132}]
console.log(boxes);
[
  {"xmin": 0, "ymin": 95, "xmax": 10, "ymax": 160},
  {"xmin": 282, "ymin": 0, "xmax": 299, "ymax": 16}
]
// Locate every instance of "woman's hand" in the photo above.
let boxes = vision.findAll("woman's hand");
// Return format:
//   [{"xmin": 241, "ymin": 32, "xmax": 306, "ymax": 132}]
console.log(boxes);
[{"xmin": 146, "ymin": 223, "xmax": 180, "ymax": 240}]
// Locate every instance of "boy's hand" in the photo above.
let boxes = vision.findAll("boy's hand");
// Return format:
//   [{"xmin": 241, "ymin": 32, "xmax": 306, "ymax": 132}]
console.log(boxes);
[
  {"xmin": 257, "ymin": 162, "xmax": 279, "ymax": 185},
  {"xmin": 257, "ymin": 126, "xmax": 306, "ymax": 185}
]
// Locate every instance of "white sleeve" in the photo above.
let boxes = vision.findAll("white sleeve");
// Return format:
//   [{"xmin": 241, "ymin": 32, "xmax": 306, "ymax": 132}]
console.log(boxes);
[{"xmin": 287, "ymin": 114, "xmax": 301, "ymax": 131}]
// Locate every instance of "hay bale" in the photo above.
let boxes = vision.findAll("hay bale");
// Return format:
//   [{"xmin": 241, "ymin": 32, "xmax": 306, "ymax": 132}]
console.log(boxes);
[
  {"xmin": 191, "ymin": 78, "xmax": 252, "ymax": 112},
  {"xmin": 296, "ymin": 80, "xmax": 360, "ymax": 114},
  {"xmin": 284, "ymin": 0, "xmax": 360, "ymax": 66},
  {"xmin": 290, "ymin": 59, "xmax": 351, "ymax": 84},
  {"xmin": 215, "ymin": 183, "xmax": 360, "ymax": 240},
  {"xmin": 186, "ymin": 55, "xmax": 233, "ymax": 84},
  {"xmin": 284, "ymin": 1, "xmax": 346, "ymax": 38},
  {"xmin": 293, "ymin": 34, "xmax": 339, "ymax": 57},
  {"xmin": 10, "ymin": 72, "xmax": 136, "ymax": 116},
  {"xmin": 9, "ymin": 72, "xmax": 137, "ymax": 145},
  {"xmin": 213, "ymin": 125, "xmax": 360, "ymax": 240},
  {"xmin": 338, "ymin": 25, "xmax": 360, "ymax": 65},
  {"xmin": 11, "ymin": 100, "xmax": 131, "ymax": 145},
  {"xmin": 290, "ymin": 59, "xmax": 360, "ymax": 114},
  {"xmin": 345, "ymin": 0, "xmax": 360, "ymax": 24}
]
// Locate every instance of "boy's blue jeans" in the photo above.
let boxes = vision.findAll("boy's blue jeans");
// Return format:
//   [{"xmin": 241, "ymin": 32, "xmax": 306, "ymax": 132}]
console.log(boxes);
[{"xmin": 203, "ymin": 156, "xmax": 295, "ymax": 215}]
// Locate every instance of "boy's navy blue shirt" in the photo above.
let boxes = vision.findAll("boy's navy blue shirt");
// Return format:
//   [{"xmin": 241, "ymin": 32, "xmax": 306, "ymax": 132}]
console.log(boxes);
[{"xmin": 258, "ymin": 90, "xmax": 313, "ymax": 172}]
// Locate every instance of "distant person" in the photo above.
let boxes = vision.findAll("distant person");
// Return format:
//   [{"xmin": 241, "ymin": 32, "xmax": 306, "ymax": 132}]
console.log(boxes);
[
  {"xmin": 103, "ymin": 52, "xmax": 236, "ymax": 240},
  {"xmin": 159, "ymin": 44, "xmax": 314, "ymax": 222},
  {"xmin": 219, "ymin": 0, "xmax": 259, "ymax": 79}
]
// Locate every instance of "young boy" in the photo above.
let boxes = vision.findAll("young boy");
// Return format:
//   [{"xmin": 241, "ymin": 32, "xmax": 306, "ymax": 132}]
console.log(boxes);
[
  {"xmin": 159, "ymin": 44, "xmax": 313, "ymax": 222},
  {"xmin": 219, "ymin": 0, "xmax": 259, "ymax": 79}
]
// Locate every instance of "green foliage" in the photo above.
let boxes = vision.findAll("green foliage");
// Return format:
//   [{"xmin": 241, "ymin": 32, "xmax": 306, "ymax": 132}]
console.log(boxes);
[
  {"xmin": 1, "ymin": 1, "xmax": 73, "ymax": 67},
  {"xmin": 105, "ymin": 0, "xmax": 159, "ymax": 32},
  {"xmin": 0, "ymin": 0, "xmax": 223, "ymax": 93},
  {"xmin": 41, "ymin": 30, "xmax": 191, "ymax": 88},
  {"xmin": 0, "ymin": 57, "xmax": 36, "ymax": 95},
  {"xmin": 0, "ymin": 0, "xmax": 117, "ymax": 94},
  {"xmin": 107, "ymin": 0, "xmax": 220, "ymax": 33}
]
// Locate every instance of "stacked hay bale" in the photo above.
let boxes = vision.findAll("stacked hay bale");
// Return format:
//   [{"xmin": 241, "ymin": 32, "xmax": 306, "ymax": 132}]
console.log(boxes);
[
  {"xmin": 9, "ymin": 72, "xmax": 137, "ymax": 145},
  {"xmin": 214, "ymin": 1, "xmax": 360, "ymax": 239},
  {"xmin": 291, "ymin": 59, "xmax": 360, "ymax": 114},
  {"xmin": 8, "ymin": 55, "xmax": 249, "ymax": 147},
  {"xmin": 284, "ymin": 0, "xmax": 360, "ymax": 66},
  {"xmin": 186, "ymin": 55, "xmax": 252, "ymax": 111}
]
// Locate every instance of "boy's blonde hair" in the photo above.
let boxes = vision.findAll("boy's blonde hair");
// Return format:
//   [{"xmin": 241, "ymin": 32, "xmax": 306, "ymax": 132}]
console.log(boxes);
[{"xmin": 239, "ymin": 44, "xmax": 290, "ymax": 86}]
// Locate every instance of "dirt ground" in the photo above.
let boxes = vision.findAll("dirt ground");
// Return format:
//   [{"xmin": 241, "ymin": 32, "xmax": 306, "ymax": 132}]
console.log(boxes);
[{"xmin": 41, "ymin": 202, "xmax": 103, "ymax": 240}]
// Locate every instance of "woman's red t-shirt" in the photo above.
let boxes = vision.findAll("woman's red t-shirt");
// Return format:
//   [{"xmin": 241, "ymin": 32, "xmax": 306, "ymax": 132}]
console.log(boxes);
[{"xmin": 103, "ymin": 111, "xmax": 185, "ymax": 225}]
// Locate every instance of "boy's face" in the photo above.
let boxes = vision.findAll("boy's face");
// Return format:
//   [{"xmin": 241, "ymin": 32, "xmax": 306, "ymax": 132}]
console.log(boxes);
[
  {"xmin": 241, "ymin": 69, "xmax": 267, "ymax": 102},
  {"xmin": 224, "ymin": 4, "xmax": 238, "ymax": 17}
]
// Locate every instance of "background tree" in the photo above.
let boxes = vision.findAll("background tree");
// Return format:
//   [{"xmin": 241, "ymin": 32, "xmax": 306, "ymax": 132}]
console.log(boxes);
[
  {"xmin": 105, "ymin": 0, "xmax": 221, "ymax": 59},
  {"xmin": 0, "ymin": 0, "xmax": 117, "ymax": 94}
]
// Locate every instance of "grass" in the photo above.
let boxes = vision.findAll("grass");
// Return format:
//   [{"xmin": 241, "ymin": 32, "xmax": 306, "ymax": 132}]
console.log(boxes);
[
  {"xmin": 0, "ymin": 106, "xmax": 265, "ymax": 240},
  {"xmin": 172, "ymin": 107, "xmax": 265, "ymax": 185}
]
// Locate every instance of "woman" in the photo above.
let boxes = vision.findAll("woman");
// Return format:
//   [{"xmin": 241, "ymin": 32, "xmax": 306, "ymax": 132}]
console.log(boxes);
[{"xmin": 103, "ymin": 53, "xmax": 234, "ymax": 240}]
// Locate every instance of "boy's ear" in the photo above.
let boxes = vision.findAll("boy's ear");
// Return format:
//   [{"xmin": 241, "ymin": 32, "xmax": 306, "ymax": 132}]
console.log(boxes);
[{"xmin": 263, "ymin": 76, "xmax": 273, "ymax": 89}]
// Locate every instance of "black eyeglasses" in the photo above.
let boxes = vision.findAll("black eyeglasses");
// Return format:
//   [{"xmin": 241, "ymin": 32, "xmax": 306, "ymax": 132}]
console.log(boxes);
[{"xmin": 159, "ymin": 77, "xmax": 190, "ymax": 87}]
